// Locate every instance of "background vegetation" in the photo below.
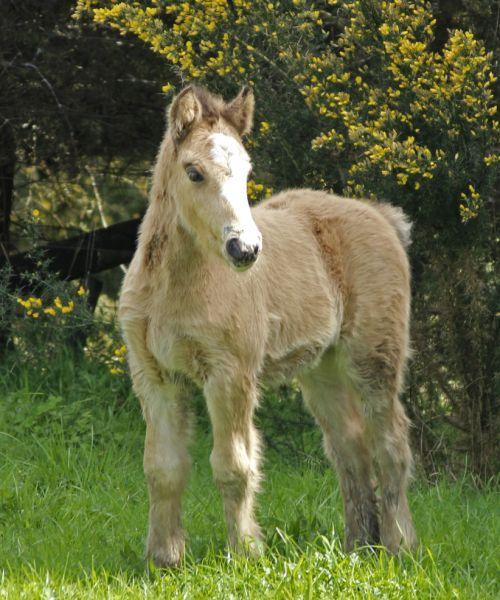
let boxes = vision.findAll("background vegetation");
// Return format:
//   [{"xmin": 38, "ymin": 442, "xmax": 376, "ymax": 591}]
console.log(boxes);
[{"xmin": 79, "ymin": 0, "xmax": 500, "ymax": 478}]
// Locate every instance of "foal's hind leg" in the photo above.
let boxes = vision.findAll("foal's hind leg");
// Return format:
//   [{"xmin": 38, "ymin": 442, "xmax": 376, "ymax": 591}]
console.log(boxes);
[
  {"xmin": 299, "ymin": 352, "xmax": 379, "ymax": 551},
  {"xmin": 365, "ymin": 392, "xmax": 416, "ymax": 552},
  {"xmin": 354, "ymin": 349, "xmax": 416, "ymax": 552}
]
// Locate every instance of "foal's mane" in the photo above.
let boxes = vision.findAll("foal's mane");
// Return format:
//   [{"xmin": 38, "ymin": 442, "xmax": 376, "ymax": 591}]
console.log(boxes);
[
  {"xmin": 186, "ymin": 85, "xmax": 253, "ymax": 134},
  {"xmin": 189, "ymin": 86, "xmax": 226, "ymax": 122}
]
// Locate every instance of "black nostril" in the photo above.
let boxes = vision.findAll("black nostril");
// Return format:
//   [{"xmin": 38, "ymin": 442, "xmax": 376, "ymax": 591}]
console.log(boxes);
[
  {"xmin": 226, "ymin": 237, "xmax": 245, "ymax": 261},
  {"xmin": 226, "ymin": 237, "xmax": 259, "ymax": 265}
]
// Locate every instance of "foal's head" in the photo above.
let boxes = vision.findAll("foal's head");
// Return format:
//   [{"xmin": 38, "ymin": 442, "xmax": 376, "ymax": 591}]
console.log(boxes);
[{"xmin": 166, "ymin": 85, "xmax": 261, "ymax": 271}]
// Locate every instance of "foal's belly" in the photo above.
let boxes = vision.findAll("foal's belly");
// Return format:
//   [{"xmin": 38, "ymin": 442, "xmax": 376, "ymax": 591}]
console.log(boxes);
[
  {"xmin": 260, "ymin": 298, "xmax": 341, "ymax": 385},
  {"xmin": 148, "ymin": 324, "xmax": 335, "ymax": 391},
  {"xmin": 260, "ymin": 342, "xmax": 328, "ymax": 385}
]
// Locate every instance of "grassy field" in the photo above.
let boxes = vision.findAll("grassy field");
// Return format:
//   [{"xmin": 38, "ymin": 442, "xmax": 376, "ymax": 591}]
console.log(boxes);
[{"xmin": 0, "ymin": 357, "xmax": 498, "ymax": 598}]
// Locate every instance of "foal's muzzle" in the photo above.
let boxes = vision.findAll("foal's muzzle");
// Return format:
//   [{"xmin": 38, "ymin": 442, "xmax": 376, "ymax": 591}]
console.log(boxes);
[{"xmin": 225, "ymin": 237, "xmax": 261, "ymax": 270}]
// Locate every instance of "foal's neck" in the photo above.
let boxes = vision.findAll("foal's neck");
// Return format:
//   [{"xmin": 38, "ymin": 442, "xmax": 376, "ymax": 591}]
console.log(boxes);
[
  {"xmin": 144, "ymin": 196, "xmax": 203, "ymax": 273},
  {"xmin": 143, "ymin": 138, "xmax": 213, "ymax": 278}
]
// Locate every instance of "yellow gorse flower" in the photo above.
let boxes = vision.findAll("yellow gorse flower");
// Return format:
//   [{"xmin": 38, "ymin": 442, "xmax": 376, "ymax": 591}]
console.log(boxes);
[
  {"xmin": 107, "ymin": 343, "xmax": 128, "ymax": 373},
  {"xmin": 247, "ymin": 180, "xmax": 273, "ymax": 203},
  {"xmin": 17, "ymin": 295, "xmax": 78, "ymax": 317},
  {"xmin": 259, "ymin": 121, "xmax": 270, "ymax": 135},
  {"xmin": 18, "ymin": 297, "xmax": 42, "ymax": 311},
  {"xmin": 17, "ymin": 298, "xmax": 31, "ymax": 309},
  {"xmin": 114, "ymin": 345, "xmax": 127, "ymax": 357},
  {"xmin": 112, "ymin": 344, "xmax": 127, "ymax": 363},
  {"xmin": 61, "ymin": 301, "xmax": 75, "ymax": 314}
]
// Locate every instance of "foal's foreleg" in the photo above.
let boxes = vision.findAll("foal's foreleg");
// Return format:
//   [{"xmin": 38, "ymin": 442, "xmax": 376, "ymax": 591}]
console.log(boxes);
[
  {"xmin": 124, "ymin": 321, "xmax": 192, "ymax": 567},
  {"xmin": 205, "ymin": 371, "xmax": 262, "ymax": 554},
  {"xmin": 141, "ymin": 382, "xmax": 192, "ymax": 567}
]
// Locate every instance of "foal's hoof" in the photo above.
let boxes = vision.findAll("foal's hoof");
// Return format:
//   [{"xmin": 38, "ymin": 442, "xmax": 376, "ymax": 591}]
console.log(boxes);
[
  {"xmin": 380, "ymin": 520, "xmax": 418, "ymax": 554},
  {"xmin": 146, "ymin": 537, "xmax": 185, "ymax": 569},
  {"xmin": 147, "ymin": 550, "xmax": 183, "ymax": 570},
  {"xmin": 246, "ymin": 536, "xmax": 265, "ymax": 558},
  {"xmin": 232, "ymin": 535, "xmax": 265, "ymax": 559}
]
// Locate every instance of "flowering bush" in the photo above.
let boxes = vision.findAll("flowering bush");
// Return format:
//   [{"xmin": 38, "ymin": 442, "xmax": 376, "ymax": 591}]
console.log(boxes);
[
  {"xmin": 2, "ymin": 267, "xmax": 124, "ymax": 383},
  {"xmin": 2, "ymin": 276, "xmax": 90, "ymax": 361},
  {"xmin": 76, "ymin": 0, "xmax": 499, "ymax": 475},
  {"xmin": 77, "ymin": 0, "xmax": 498, "ymax": 225},
  {"xmin": 75, "ymin": 0, "xmax": 324, "ymax": 190},
  {"xmin": 295, "ymin": 2, "xmax": 498, "ymax": 228}
]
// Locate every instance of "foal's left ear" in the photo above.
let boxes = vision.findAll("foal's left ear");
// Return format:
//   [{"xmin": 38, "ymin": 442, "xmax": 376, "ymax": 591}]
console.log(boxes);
[
  {"xmin": 168, "ymin": 86, "xmax": 202, "ymax": 143},
  {"xmin": 225, "ymin": 86, "xmax": 255, "ymax": 136}
]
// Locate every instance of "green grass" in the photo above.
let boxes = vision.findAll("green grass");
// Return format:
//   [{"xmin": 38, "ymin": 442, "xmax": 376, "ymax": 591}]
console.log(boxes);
[{"xmin": 0, "ymin": 358, "xmax": 498, "ymax": 598}]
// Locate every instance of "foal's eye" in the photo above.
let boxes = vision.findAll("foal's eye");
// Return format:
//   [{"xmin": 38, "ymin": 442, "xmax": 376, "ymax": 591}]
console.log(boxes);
[{"xmin": 186, "ymin": 166, "xmax": 204, "ymax": 183}]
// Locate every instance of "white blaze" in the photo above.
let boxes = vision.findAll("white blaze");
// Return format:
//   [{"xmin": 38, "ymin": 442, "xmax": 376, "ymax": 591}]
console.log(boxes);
[{"xmin": 209, "ymin": 133, "xmax": 261, "ymax": 248}]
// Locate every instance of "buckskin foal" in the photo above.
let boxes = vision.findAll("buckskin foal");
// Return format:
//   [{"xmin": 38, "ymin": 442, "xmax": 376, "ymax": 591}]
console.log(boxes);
[{"xmin": 118, "ymin": 85, "xmax": 416, "ymax": 567}]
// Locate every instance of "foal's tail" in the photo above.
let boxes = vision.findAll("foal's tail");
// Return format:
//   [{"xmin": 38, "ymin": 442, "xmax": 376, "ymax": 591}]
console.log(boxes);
[{"xmin": 375, "ymin": 203, "xmax": 413, "ymax": 249}]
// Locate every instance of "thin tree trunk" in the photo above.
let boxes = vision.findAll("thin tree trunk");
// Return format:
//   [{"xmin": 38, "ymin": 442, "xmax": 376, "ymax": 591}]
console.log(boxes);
[
  {"xmin": 0, "ymin": 123, "xmax": 15, "ymax": 251},
  {"xmin": 0, "ymin": 123, "xmax": 16, "ymax": 353}
]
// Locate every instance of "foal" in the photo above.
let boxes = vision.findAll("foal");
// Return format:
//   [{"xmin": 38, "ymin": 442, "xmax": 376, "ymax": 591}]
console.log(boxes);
[{"xmin": 119, "ymin": 85, "xmax": 416, "ymax": 567}]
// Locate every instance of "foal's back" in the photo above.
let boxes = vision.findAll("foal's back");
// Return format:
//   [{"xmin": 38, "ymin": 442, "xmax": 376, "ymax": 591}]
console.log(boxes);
[{"xmin": 254, "ymin": 188, "xmax": 410, "ymax": 346}]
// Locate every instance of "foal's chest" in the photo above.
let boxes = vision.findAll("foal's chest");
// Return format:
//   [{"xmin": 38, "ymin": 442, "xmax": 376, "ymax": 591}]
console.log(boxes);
[
  {"xmin": 144, "ymin": 260, "xmax": 223, "ymax": 385},
  {"xmin": 147, "ymin": 315, "xmax": 211, "ymax": 386}
]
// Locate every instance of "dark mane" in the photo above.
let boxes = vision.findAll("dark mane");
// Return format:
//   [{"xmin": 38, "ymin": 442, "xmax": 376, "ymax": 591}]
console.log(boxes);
[
  {"xmin": 191, "ymin": 85, "xmax": 251, "ymax": 134},
  {"xmin": 190, "ymin": 85, "xmax": 227, "ymax": 123}
]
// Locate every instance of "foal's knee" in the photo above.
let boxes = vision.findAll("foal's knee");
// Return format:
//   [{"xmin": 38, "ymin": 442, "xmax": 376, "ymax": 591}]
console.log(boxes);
[
  {"xmin": 144, "ymin": 456, "xmax": 190, "ymax": 495},
  {"xmin": 210, "ymin": 443, "xmax": 254, "ymax": 496}
]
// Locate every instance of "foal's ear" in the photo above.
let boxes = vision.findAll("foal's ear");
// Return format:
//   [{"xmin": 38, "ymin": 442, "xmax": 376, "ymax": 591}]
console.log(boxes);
[
  {"xmin": 225, "ymin": 86, "xmax": 255, "ymax": 136},
  {"xmin": 168, "ymin": 86, "xmax": 202, "ymax": 143}
]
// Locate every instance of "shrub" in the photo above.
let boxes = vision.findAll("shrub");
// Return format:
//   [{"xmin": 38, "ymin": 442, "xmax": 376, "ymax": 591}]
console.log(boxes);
[
  {"xmin": 78, "ymin": 0, "xmax": 499, "ymax": 477},
  {"xmin": 0, "ymin": 217, "xmax": 127, "ymax": 384}
]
